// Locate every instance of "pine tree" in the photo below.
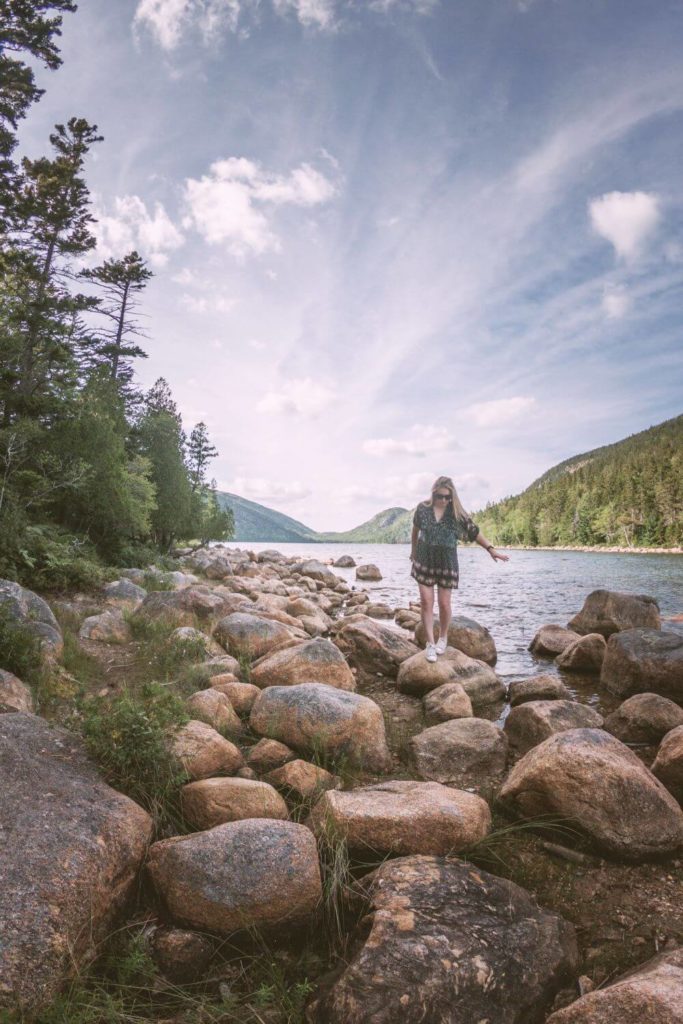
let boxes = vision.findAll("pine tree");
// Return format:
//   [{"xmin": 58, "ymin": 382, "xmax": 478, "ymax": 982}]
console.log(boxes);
[
  {"xmin": 187, "ymin": 421, "xmax": 218, "ymax": 492},
  {"xmin": 82, "ymin": 250, "xmax": 151, "ymax": 386}
]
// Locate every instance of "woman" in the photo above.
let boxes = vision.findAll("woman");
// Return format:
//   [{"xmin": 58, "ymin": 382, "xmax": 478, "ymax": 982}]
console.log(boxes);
[{"xmin": 410, "ymin": 475, "xmax": 509, "ymax": 662}]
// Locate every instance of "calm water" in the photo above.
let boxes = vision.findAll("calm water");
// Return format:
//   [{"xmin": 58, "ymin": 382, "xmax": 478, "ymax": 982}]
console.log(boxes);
[{"xmin": 224, "ymin": 542, "xmax": 682, "ymax": 708}]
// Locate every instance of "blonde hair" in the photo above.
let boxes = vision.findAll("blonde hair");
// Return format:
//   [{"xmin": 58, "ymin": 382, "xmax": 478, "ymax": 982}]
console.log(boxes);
[{"xmin": 425, "ymin": 475, "xmax": 469, "ymax": 521}]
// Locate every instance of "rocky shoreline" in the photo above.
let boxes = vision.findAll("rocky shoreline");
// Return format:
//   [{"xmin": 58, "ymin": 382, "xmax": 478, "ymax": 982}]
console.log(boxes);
[
  {"xmin": 498, "ymin": 544, "xmax": 683, "ymax": 555},
  {"xmin": 1, "ymin": 550, "xmax": 682, "ymax": 1022}
]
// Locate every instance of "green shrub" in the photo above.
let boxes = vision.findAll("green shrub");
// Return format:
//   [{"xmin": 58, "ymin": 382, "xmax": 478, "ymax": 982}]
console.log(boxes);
[
  {"xmin": 79, "ymin": 682, "xmax": 189, "ymax": 834},
  {"xmin": 3, "ymin": 524, "xmax": 106, "ymax": 593}
]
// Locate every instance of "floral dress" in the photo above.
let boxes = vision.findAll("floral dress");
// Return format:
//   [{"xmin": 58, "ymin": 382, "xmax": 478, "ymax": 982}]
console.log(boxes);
[{"xmin": 410, "ymin": 501, "xmax": 480, "ymax": 589}]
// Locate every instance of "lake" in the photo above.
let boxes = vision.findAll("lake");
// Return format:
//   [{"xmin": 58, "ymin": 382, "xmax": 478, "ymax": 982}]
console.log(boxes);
[{"xmin": 222, "ymin": 541, "xmax": 683, "ymax": 714}]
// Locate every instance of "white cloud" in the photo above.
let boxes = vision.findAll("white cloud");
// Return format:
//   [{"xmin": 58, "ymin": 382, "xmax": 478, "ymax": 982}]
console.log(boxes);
[
  {"xmin": 183, "ymin": 157, "xmax": 337, "ymax": 257},
  {"xmin": 94, "ymin": 195, "xmax": 184, "ymax": 266},
  {"xmin": 135, "ymin": 0, "xmax": 438, "ymax": 46},
  {"xmin": 362, "ymin": 424, "xmax": 459, "ymax": 457},
  {"xmin": 257, "ymin": 377, "xmax": 336, "ymax": 416},
  {"xmin": 272, "ymin": 0, "xmax": 336, "ymax": 30},
  {"xmin": 589, "ymin": 191, "xmax": 661, "ymax": 261},
  {"xmin": 601, "ymin": 286, "xmax": 632, "ymax": 319},
  {"xmin": 134, "ymin": 0, "xmax": 245, "ymax": 49},
  {"xmin": 466, "ymin": 397, "xmax": 536, "ymax": 428},
  {"xmin": 227, "ymin": 477, "xmax": 312, "ymax": 503},
  {"xmin": 181, "ymin": 293, "xmax": 235, "ymax": 313}
]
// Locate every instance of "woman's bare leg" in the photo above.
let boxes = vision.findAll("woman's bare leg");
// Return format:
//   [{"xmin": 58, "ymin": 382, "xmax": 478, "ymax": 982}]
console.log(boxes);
[
  {"xmin": 418, "ymin": 583, "xmax": 435, "ymax": 645},
  {"xmin": 437, "ymin": 586, "xmax": 452, "ymax": 642}
]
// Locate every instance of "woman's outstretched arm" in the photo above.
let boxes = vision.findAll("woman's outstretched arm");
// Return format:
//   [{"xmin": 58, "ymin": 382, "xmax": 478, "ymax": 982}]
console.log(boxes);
[{"xmin": 475, "ymin": 532, "xmax": 510, "ymax": 562}]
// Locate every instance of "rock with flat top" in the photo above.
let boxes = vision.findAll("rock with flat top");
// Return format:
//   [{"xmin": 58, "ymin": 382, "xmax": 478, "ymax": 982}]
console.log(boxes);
[
  {"xmin": 246, "ymin": 737, "xmax": 296, "ymax": 773},
  {"xmin": 265, "ymin": 759, "xmax": 338, "ymax": 800},
  {"xmin": 415, "ymin": 615, "xmax": 497, "ymax": 665},
  {"xmin": 604, "ymin": 694, "xmax": 683, "ymax": 745},
  {"xmin": 423, "ymin": 682, "xmax": 473, "ymax": 723},
  {"xmin": 213, "ymin": 612, "xmax": 294, "ymax": 660},
  {"xmin": 398, "ymin": 647, "xmax": 504, "ymax": 706},
  {"xmin": 529, "ymin": 625, "xmax": 581, "ymax": 657},
  {"xmin": 568, "ymin": 589, "xmax": 660, "ymax": 637},
  {"xmin": 509, "ymin": 674, "xmax": 571, "ymax": 706},
  {"xmin": 309, "ymin": 780, "xmax": 490, "ymax": 856},
  {"xmin": 180, "ymin": 777, "xmax": 288, "ymax": 829},
  {"xmin": 79, "ymin": 608, "xmax": 131, "ymax": 644},
  {"xmin": 336, "ymin": 615, "xmax": 418, "ymax": 677}
]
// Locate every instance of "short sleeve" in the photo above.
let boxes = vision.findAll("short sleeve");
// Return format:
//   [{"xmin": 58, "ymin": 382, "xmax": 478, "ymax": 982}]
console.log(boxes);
[{"xmin": 459, "ymin": 517, "xmax": 479, "ymax": 542}]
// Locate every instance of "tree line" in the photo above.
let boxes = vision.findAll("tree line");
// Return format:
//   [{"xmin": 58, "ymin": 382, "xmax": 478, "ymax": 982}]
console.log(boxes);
[
  {"xmin": 0, "ymin": 2, "xmax": 233, "ymax": 589},
  {"xmin": 474, "ymin": 415, "xmax": 682, "ymax": 548}
]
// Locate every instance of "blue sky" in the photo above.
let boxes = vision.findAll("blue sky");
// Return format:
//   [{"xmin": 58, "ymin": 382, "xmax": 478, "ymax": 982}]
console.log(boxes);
[{"xmin": 21, "ymin": 0, "xmax": 683, "ymax": 530}]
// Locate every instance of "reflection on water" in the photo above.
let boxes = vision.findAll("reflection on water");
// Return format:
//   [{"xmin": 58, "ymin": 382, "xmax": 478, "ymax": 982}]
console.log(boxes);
[{"xmin": 224, "ymin": 541, "xmax": 683, "ymax": 716}]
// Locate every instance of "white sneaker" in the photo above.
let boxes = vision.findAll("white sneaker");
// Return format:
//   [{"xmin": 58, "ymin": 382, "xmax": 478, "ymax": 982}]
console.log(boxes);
[
  {"xmin": 425, "ymin": 643, "xmax": 437, "ymax": 663},
  {"xmin": 435, "ymin": 636, "xmax": 448, "ymax": 655}
]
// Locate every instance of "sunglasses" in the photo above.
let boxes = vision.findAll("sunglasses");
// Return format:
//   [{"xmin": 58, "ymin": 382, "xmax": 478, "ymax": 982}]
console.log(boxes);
[{"xmin": 433, "ymin": 493, "xmax": 451, "ymax": 501}]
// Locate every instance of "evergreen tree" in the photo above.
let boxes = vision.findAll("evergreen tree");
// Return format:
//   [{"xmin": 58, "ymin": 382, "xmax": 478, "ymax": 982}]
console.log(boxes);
[
  {"xmin": 187, "ymin": 421, "xmax": 217, "ymax": 492},
  {"xmin": 82, "ymin": 250, "xmax": 151, "ymax": 386},
  {"xmin": 138, "ymin": 381, "xmax": 194, "ymax": 551}
]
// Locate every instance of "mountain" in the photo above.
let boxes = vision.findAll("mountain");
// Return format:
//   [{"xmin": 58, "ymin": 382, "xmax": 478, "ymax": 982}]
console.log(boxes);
[
  {"xmin": 473, "ymin": 414, "xmax": 683, "ymax": 548},
  {"xmin": 318, "ymin": 507, "xmax": 412, "ymax": 543},
  {"xmin": 216, "ymin": 492, "xmax": 318, "ymax": 543}
]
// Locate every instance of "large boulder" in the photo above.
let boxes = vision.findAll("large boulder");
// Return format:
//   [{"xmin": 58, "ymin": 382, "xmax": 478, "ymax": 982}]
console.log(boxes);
[
  {"xmin": 146, "ymin": 819, "xmax": 321, "ymax": 935},
  {"xmin": 250, "ymin": 683, "xmax": 391, "ymax": 772},
  {"xmin": 336, "ymin": 616, "xmax": 418, "ymax": 677},
  {"xmin": 213, "ymin": 612, "xmax": 294, "ymax": 660},
  {"xmin": 103, "ymin": 578, "xmax": 147, "ymax": 607},
  {"xmin": 397, "ymin": 647, "xmax": 503, "ymax": 705},
  {"xmin": 79, "ymin": 608, "xmax": 132, "ymax": 644},
  {"xmin": 652, "ymin": 726, "xmax": 683, "ymax": 804},
  {"xmin": 504, "ymin": 700, "xmax": 604, "ymax": 756},
  {"xmin": 529, "ymin": 624, "xmax": 581, "ymax": 657},
  {"xmin": 134, "ymin": 587, "xmax": 227, "ymax": 625},
  {"xmin": 0, "ymin": 579, "xmax": 62, "ymax": 659},
  {"xmin": 334, "ymin": 555, "xmax": 356, "ymax": 568},
  {"xmin": 604, "ymin": 694, "xmax": 683, "ymax": 745},
  {"xmin": 169, "ymin": 721, "xmax": 244, "ymax": 780},
  {"xmin": 0, "ymin": 714, "xmax": 152, "ymax": 1015},
  {"xmin": 297, "ymin": 559, "xmax": 339, "ymax": 587},
  {"xmin": 546, "ymin": 946, "xmax": 683, "ymax": 1023},
  {"xmin": 415, "ymin": 615, "xmax": 497, "ymax": 665},
  {"xmin": 555, "ymin": 633, "xmax": 606, "ymax": 673},
  {"xmin": 180, "ymin": 777, "xmax": 288, "ymax": 829},
  {"xmin": 410, "ymin": 718, "xmax": 508, "ymax": 798},
  {"xmin": 355, "ymin": 563, "xmax": 382, "ymax": 581},
  {"xmin": 601, "ymin": 629, "xmax": 683, "ymax": 702},
  {"xmin": 423, "ymin": 682, "xmax": 473, "ymax": 723},
  {"xmin": 499, "ymin": 728, "xmax": 683, "ymax": 861},
  {"xmin": 308, "ymin": 855, "xmax": 578, "ymax": 1024},
  {"xmin": 568, "ymin": 589, "xmax": 661, "ymax": 637},
  {"xmin": 309, "ymin": 781, "xmax": 490, "ymax": 856},
  {"xmin": 0, "ymin": 669, "xmax": 34, "ymax": 714},
  {"xmin": 508, "ymin": 674, "xmax": 572, "ymax": 706},
  {"xmin": 250, "ymin": 638, "xmax": 355, "ymax": 691}
]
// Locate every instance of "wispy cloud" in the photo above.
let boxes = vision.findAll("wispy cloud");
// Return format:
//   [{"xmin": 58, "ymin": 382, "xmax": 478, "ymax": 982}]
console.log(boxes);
[
  {"xmin": 256, "ymin": 377, "xmax": 336, "ymax": 416},
  {"xmin": 362, "ymin": 424, "xmax": 459, "ymax": 457},
  {"xmin": 226, "ymin": 477, "xmax": 312, "ymax": 502},
  {"xmin": 465, "ymin": 398, "xmax": 537, "ymax": 428},
  {"xmin": 93, "ymin": 194, "xmax": 184, "ymax": 266}
]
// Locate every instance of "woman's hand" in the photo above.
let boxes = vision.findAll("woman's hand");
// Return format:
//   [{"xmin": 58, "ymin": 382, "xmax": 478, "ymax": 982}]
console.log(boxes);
[{"xmin": 489, "ymin": 548, "xmax": 509, "ymax": 562}]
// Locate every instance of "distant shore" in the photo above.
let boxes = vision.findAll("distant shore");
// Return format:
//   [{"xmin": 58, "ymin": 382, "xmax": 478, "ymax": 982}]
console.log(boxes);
[{"xmin": 499, "ymin": 544, "xmax": 683, "ymax": 555}]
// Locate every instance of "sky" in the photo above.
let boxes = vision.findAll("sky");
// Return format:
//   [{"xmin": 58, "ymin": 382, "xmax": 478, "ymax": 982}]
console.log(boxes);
[{"xmin": 20, "ymin": 0, "xmax": 683, "ymax": 530}]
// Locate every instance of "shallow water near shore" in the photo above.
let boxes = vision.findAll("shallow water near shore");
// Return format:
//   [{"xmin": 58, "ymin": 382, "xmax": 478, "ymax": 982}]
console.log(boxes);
[{"xmin": 223, "ymin": 542, "xmax": 683, "ymax": 716}]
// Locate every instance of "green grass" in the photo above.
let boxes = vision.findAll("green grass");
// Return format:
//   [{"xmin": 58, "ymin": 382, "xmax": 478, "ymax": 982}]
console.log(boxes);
[
  {"xmin": 127, "ymin": 614, "xmax": 210, "ymax": 683},
  {"xmin": 0, "ymin": 606, "xmax": 44, "ymax": 685},
  {"xmin": 79, "ymin": 682, "xmax": 190, "ymax": 835}
]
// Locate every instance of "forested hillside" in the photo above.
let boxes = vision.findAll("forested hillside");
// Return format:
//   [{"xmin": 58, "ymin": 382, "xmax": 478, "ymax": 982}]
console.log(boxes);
[
  {"xmin": 318, "ymin": 507, "xmax": 412, "ymax": 543},
  {"xmin": 0, "ymin": 5, "xmax": 232, "ymax": 589},
  {"xmin": 474, "ymin": 415, "xmax": 682, "ymax": 547},
  {"xmin": 217, "ymin": 492, "xmax": 317, "ymax": 542}
]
